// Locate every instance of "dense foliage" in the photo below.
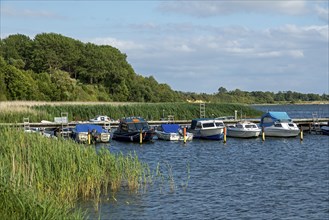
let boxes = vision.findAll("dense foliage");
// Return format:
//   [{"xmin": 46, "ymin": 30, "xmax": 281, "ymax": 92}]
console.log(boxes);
[
  {"xmin": 0, "ymin": 33, "xmax": 181, "ymax": 102},
  {"xmin": 0, "ymin": 33, "xmax": 327, "ymax": 103}
]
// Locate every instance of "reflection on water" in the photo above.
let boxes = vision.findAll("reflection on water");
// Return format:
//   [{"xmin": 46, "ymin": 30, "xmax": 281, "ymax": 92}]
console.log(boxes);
[{"xmin": 82, "ymin": 105, "xmax": 329, "ymax": 219}]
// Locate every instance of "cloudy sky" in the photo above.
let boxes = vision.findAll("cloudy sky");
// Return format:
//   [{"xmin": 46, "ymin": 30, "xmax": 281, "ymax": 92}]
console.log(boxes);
[{"xmin": 1, "ymin": 0, "xmax": 328, "ymax": 94}]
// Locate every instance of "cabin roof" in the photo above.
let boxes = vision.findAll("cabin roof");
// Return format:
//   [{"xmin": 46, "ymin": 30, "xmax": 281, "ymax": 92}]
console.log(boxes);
[
  {"xmin": 161, "ymin": 124, "xmax": 180, "ymax": 133},
  {"xmin": 75, "ymin": 124, "xmax": 104, "ymax": 133},
  {"xmin": 121, "ymin": 117, "xmax": 146, "ymax": 123},
  {"xmin": 260, "ymin": 111, "xmax": 292, "ymax": 125}
]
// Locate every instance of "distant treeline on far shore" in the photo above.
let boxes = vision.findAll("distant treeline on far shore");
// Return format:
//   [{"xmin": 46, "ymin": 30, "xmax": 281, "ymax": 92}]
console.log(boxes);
[{"xmin": 0, "ymin": 33, "xmax": 328, "ymax": 104}]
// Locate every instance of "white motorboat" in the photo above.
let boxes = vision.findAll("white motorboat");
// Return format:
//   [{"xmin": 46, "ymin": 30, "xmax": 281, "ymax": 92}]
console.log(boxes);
[
  {"xmin": 156, "ymin": 124, "xmax": 193, "ymax": 141},
  {"xmin": 187, "ymin": 119, "xmax": 225, "ymax": 140},
  {"xmin": 89, "ymin": 115, "xmax": 111, "ymax": 122},
  {"xmin": 226, "ymin": 121, "xmax": 261, "ymax": 138},
  {"xmin": 260, "ymin": 111, "xmax": 300, "ymax": 137}
]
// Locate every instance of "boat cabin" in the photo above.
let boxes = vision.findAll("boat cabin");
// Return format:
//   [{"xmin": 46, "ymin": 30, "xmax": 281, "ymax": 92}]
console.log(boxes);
[
  {"xmin": 191, "ymin": 119, "xmax": 225, "ymax": 129},
  {"xmin": 118, "ymin": 117, "xmax": 150, "ymax": 132},
  {"xmin": 260, "ymin": 111, "xmax": 293, "ymax": 127}
]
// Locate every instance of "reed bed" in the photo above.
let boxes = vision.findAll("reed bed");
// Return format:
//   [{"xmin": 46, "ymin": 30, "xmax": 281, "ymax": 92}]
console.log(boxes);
[
  {"xmin": 0, "ymin": 127, "xmax": 150, "ymax": 219},
  {"xmin": 0, "ymin": 102, "xmax": 262, "ymax": 123}
]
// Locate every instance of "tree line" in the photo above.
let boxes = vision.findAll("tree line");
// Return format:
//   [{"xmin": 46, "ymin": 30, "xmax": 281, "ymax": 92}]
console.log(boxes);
[{"xmin": 0, "ymin": 33, "xmax": 327, "ymax": 103}]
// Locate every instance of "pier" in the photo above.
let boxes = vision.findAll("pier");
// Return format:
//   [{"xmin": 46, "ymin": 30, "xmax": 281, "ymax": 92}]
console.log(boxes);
[{"xmin": 2, "ymin": 118, "xmax": 328, "ymax": 133}]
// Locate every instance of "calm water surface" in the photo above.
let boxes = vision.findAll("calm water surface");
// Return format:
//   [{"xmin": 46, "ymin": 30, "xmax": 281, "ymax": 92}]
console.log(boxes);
[{"xmin": 84, "ymin": 105, "xmax": 329, "ymax": 219}]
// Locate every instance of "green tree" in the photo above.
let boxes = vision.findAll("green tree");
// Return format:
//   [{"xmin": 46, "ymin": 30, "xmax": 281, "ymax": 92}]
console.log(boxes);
[{"xmin": 1, "ymin": 34, "xmax": 33, "ymax": 69}]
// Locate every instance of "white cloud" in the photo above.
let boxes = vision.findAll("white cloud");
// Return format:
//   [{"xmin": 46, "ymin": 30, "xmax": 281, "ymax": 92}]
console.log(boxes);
[
  {"xmin": 105, "ymin": 23, "xmax": 327, "ymax": 93},
  {"xmin": 1, "ymin": 6, "xmax": 64, "ymax": 19},
  {"xmin": 315, "ymin": 4, "xmax": 329, "ymax": 22},
  {"xmin": 158, "ymin": 1, "xmax": 309, "ymax": 17},
  {"xmin": 91, "ymin": 37, "xmax": 145, "ymax": 51}
]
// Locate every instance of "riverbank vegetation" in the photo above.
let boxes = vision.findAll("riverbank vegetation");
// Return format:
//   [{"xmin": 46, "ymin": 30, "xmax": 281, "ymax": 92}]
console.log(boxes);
[
  {"xmin": 1, "ymin": 33, "xmax": 328, "ymax": 103},
  {"xmin": 0, "ymin": 127, "xmax": 150, "ymax": 219},
  {"xmin": 0, "ymin": 102, "xmax": 262, "ymax": 123}
]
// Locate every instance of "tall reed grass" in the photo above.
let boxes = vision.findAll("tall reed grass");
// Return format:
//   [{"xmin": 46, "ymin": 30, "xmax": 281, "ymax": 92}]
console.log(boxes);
[
  {"xmin": 0, "ymin": 102, "xmax": 262, "ymax": 123},
  {"xmin": 0, "ymin": 127, "xmax": 150, "ymax": 219}
]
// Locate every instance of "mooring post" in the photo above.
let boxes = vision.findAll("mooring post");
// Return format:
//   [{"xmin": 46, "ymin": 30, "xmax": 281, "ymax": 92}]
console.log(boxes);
[
  {"xmin": 262, "ymin": 127, "xmax": 265, "ymax": 141},
  {"xmin": 140, "ymin": 128, "xmax": 143, "ymax": 144},
  {"xmin": 88, "ymin": 129, "xmax": 91, "ymax": 145},
  {"xmin": 300, "ymin": 128, "xmax": 304, "ymax": 141},
  {"xmin": 183, "ymin": 127, "xmax": 187, "ymax": 143},
  {"xmin": 223, "ymin": 127, "xmax": 227, "ymax": 144}
]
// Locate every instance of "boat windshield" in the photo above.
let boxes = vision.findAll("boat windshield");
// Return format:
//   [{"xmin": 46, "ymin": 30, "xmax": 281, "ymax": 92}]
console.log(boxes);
[
  {"xmin": 202, "ymin": 123, "xmax": 215, "ymax": 128},
  {"xmin": 128, "ymin": 122, "xmax": 149, "ymax": 131},
  {"xmin": 245, "ymin": 124, "xmax": 257, "ymax": 128},
  {"xmin": 215, "ymin": 122, "xmax": 224, "ymax": 127}
]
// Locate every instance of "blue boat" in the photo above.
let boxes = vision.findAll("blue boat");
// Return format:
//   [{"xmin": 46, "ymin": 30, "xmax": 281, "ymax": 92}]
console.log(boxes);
[
  {"xmin": 112, "ymin": 117, "xmax": 155, "ymax": 142},
  {"xmin": 259, "ymin": 111, "xmax": 300, "ymax": 137},
  {"xmin": 155, "ymin": 124, "xmax": 193, "ymax": 141},
  {"xmin": 73, "ymin": 124, "xmax": 110, "ymax": 143}
]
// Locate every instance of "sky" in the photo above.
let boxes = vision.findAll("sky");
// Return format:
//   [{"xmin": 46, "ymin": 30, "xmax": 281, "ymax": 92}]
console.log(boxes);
[{"xmin": 1, "ymin": 0, "xmax": 328, "ymax": 95}]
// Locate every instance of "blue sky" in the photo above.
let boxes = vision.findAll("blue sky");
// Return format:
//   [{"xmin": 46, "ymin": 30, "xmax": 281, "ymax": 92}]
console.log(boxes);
[{"xmin": 1, "ymin": 0, "xmax": 328, "ymax": 94}]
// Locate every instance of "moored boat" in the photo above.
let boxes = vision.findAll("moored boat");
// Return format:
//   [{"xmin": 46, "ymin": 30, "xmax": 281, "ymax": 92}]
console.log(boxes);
[
  {"xmin": 260, "ymin": 111, "xmax": 300, "ymax": 137},
  {"xmin": 187, "ymin": 118, "xmax": 225, "ymax": 140},
  {"xmin": 156, "ymin": 124, "xmax": 193, "ymax": 141},
  {"xmin": 112, "ymin": 117, "xmax": 155, "ymax": 142},
  {"xmin": 89, "ymin": 115, "xmax": 111, "ymax": 122},
  {"xmin": 321, "ymin": 126, "xmax": 329, "ymax": 135},
  {"xmin": 72, "ymin": 124, "xmax": 110, "ymax": 143},
  {"xmin": 226, "ymin": 121, "xmax": 261, "ymax": 138}
]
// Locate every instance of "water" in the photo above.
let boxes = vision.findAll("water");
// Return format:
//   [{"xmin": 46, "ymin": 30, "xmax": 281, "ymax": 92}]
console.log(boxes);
[
  {"xmin": 252, "ymin": 104, "xmax": 329, "ymax": 119},
  {"xmin": 84, "ymin": 105, "xmax": 329, "ymax": 219}
]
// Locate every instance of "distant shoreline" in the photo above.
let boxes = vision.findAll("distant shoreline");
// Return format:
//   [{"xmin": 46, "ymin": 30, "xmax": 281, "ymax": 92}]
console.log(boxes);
[{"xmin": 251, "ymin": 101, "xmax": 329, "ymax": 106}]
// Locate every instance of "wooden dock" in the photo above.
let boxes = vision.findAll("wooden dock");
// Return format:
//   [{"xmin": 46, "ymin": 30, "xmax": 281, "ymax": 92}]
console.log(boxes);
[{"xmin": 1, "ymin": 118, "xmax": 328, "ymax": 133}]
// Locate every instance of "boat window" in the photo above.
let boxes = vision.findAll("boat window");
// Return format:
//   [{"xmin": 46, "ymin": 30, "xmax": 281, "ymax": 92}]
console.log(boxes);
[
  {"xmin": 121, "ymin": 123, "xmax": 128, "ymax": 131},
  {"xmin": 274, "ymin": 123, "xmax": 282, "ymax": 127},
  {"xmin": 196, "ymin": 124, "xmax": 202, "ymax": 129},
  {"xmin": 203, "ymin": 123, "xmax": 215, "ymax": 128},
  {"xmin": 128, "ymin": 122, "xmax": 149, "ymax": 131},
  {"xmin": 215, "ymin": 122, "xmax": 224, "ymax": 127},
  {"xmin": 263, "ymin": 117, "xmax": 273, "ymax": 123},
  {"xmin": 288, "ymin": 123, "xmax": 295, "ymax": 127},
  {"xmin": 245, "ymin": 125, "xmax": 257, "ymax": 128},
  {"xmin": 236, "ymin": 124, "xmax": 243, "ymax": 128}
]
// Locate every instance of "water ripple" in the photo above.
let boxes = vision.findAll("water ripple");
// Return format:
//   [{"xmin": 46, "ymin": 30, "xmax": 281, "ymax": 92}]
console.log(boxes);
[{"xmin": 88, "ymin": 133, "xmax": 329, "ymax": 220}]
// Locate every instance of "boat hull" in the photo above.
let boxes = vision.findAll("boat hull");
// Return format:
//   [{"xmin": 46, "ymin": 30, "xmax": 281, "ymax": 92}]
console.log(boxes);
[
  {"xmin": 74, "ymin": 132, "xmax": 110, "ymax": 143},
  {"xmin": 189, "ymin": 128, "xmax": 224, "ymax": 140},
  {"xmin": 112, "ymin": 131, "xmax": 154, "ymax": 142},
  {"xmin": 227, "ymin": 128, "xmax": 261, "ymax": 138},
  {"xmin": 321, "ymin": 126, "xmax": 329, "ymax": 135},
  {"xmin": 262, "ymin": 127, "xmax": 300, "ymax": 137},
  {"xmin": 156, "ymin": 131, "xmax": 193, "ymax": 141}
]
